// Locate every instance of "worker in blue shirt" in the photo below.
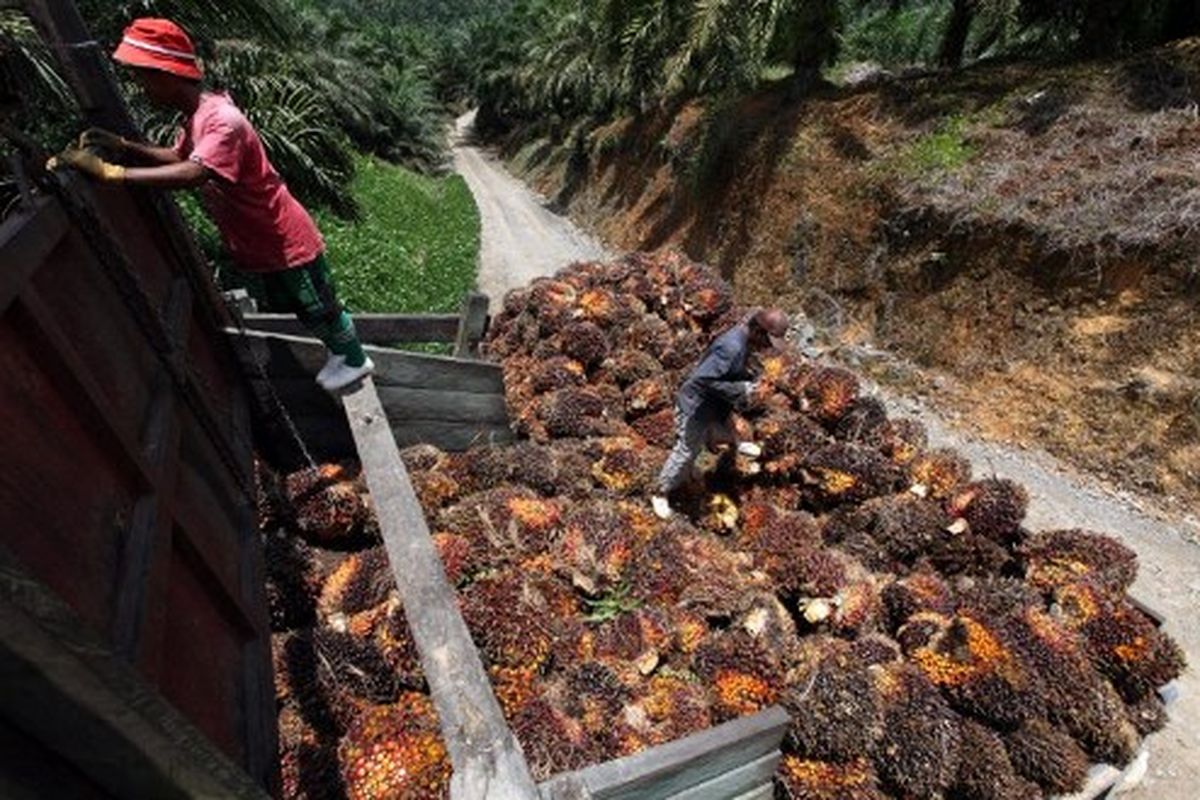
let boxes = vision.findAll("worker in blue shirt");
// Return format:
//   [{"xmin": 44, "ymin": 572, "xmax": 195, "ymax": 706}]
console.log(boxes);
[{"xmin": 653, "ymin": 308, "xmax": 789, "ymax": 519}]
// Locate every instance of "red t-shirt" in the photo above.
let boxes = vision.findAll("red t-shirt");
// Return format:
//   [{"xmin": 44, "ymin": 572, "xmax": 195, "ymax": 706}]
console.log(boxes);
[{"xmin": 175, "ymin": 92, "xmax": 324, "ymax": 272}]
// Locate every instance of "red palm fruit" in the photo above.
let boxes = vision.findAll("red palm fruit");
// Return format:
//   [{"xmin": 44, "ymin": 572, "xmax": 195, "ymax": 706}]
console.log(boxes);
[
  {"xmin": 851, "ymin": 633, "xmax": 903, "ymax": 666},
  {"xmin": 317, "ymin": 548, "xmax": 395, "ymax": 621},
  {"xmin": 660, "ymin": 331, "xmax": 705, "ymax": 371},
  {"xmin": 285, "ymin": 464, "xmax": 367, "ymax": 545},
  {"xmin": 498, "ymin": 286, "xmax": 531, "ymax": 320},
  {"xmin": 860, "ymin": 493, "xmax": 952, "ymax": 566},
  {"xmin": 952, "ymin": 720, "xmax": 1045, "ymax": 800},
  {"xmin": 1021, "ymin": 529, "xmax": 1139, "ymax": 595},
  {"xmin": 531, "ymin": 355, "xmax": 587, "ymax": 394},
  {"xmin": 927, "ymin": 529, "xmax": 1015, "ymax": 578},
  {"xmin": 431, "ymin": 532, "xmax": 474, "ymax": 585},
  {"xmin": 1055, "ymin": 583, "xmax": 1186, "ymax": 703},
  {"xmin": 484, "ymin": 309, "xmax": 541, "ymax": 358},
  {"xmin": 802, "ymin": 442, "xmax": 902, "ymax": 508},
  {"xmin": 755, "ymin": 410, "xmax": 831, "ymax": 479},
  {"xmin": 735, "ymin": 494, "xmax": 781, "ymax": 545},
  {"xmin": 561, "ymin": 321, "xmax": 610, "ymax": 368},
  {"xmin": 565, "ymin": 660, "xmax": 631, "ymax": 735},
  {"xmin": 491, "ymin": 665, "xmax": 539, "ymax": 719},
  {"xmin": 264, "ymin": 529, "xmax": 320, "ymax": 632},
  {"xmin": 459, "ymin": 571, "xmax": 553, "ymax": 672},
  {"xmin": 399, "ymin": 443, "xmax": 447, "ymax": 474},
  {"xmin": 947, "ymin": 479, "xmax": 1030, "ymax": 546},
  {"xmin": 623, "ymin": 375, "xmax": 674, "ymax": 418},
  {"xmin": 882, "ymin": 570, "xmax": 956, "ymax": 633},
  {"xmin": 908, "ymin": 613, "xmax": 1039, "ymax": 729},
  {"xmin": 681, "ymin": 273, "xmax": 733, "ymax": 323},
  {"xmin": 637, "ymin": 673, "xmax": 713, "ymax": 744},
  {"xmin": 1003, "ymin": 717, "xmax": 1090, "ymax": 795},
  {"xmin": 503, "ymin": 441, "xmax": 560, "ymax": 495},
  {"xmin": 787, "ymin": 637, "xmax": 880, "ymax": 762},
  {"xmin": 409, "ymin": 469, "xmax": 461, "ymax": 512},
  {"xmin": 554, "ymin": 500, "xmax": 640, "ymax": 593},
  {"xmin": 871, "ymin": 662, "xmax": 962, "ymax": 797},
  {"xmin": 604, "ymin": 348, "xmax": 663, "ymax": 387},
  {"xmin": 278, "ymin": 705, "xmax": 341, "ymax": 800},
  {"xmin": 677, "ymin": 534, "xmax": 772, "ymax": 620},
  {"xmin": 693, "ymin": 631, "xmax": 783, "ymax": 722},
  {"xmin": 311, "ymin": 626, "xmax": 398, "ymax": 706},
  {"xmin": 528, "ymin": 279, "xmax": 579, "ymax": 335},
  {"xmin": 274, "ymin": 629, "xmax": 359, "ymax": 735},
  {"xmin": 590, "ymin": 437, "xmax": 656, "ymax": 496},
  {"xmin": 833, "ymin": 396, "xmax": 890, "ymax": 446},
  {"xmin": 626, "ymin": 523, "xmax": 694, "ymax": 606},
  {"xmin": 954, "ymin": 575, "xmax": 1042, "ymax": 621},
  {"xmin": 802, "ymin": 366, "xmax": 860, "ymax": 426},
  {"xmin": 777, "ymin": 756, "xmax": 887, "ymax": 800},
  {"xmin": 879, "ymin": 417, "xmax": 928, "ymax": 466},
  {"xmin": 832, "ymin": 574, "xmax": 885, "ymax": 637},
  {"xmin": 339, "ymin": 699, "xmax": 450, "ymax": 800},
  {"xmin": 576, "ymin": 287, "xmax": 620, "ymax": 327},
  {"xmin": 373, "ymin": 603, "xmax": 427, "ymax": 693},
  {"xmin": 746, "ymin": 511, "xmax": 839, "ymax": 598},
  {"xmin": 736, "ymin": 592, "xmax": 800, "ymax": 661},
  {"xmin": 539, "ymin": 387, "xmax": 609, "ymax": 439},
  {"xmin": 590, "ymin": 606, "xmax": 673, "ymax": 667},
  {"xmin": 909, "ymin": 448, "xmax": 972, "ymax": 499},
  {"xmin": 1010, "ymin": 606, "xmax": 1139, "ymax": 766}
]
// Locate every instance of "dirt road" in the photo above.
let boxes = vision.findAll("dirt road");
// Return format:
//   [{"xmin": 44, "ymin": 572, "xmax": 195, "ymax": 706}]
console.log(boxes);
[
  {"xmin": 452, "ymin": 114, "xmax": 1197, "ymax": 798},
  {"xmin": 453, "ymin": 112, "xmax": 607, "ymax": 311}
]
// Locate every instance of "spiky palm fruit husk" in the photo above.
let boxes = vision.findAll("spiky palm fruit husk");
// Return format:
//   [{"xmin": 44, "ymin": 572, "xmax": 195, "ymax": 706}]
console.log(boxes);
[
  {"xmin": 339, "ymin": 698, "xmax": 450, "ymax": 800},
  {"xmin": 312, "ymin": 626, "xmax": 399, "ymax": 706},
  {"xmin": 539, "ymin": 387, "xmax": 609, "ymax": 439},
  {"xmin": 879, "ymin": 417, "xmax": 928, "ymax": 466},
  {"xmin": 831, "ymin": 576, "xmax": 885, "ymax": 637},
  {"xmin": 947, "ymin": 479, "xmax": 1030, "ymax": 547},
  {"xmin": 736, "ymin": 592, "xmax": 800, "ymax": 660},
  {"xmin": 853, "ymin": 634, "xmax": 902, "ymax": 666},
  {"xmin": 693, "ymin": 631, "xmax": 783, "ymax": 722},
  {"xmin": 680, "ymin": 272, "xmax": 733, "ymax": 324},
  {"xmin": 1127, "ymin": 690, "xmax": 1170, "ymax": 736},
  {"xmin": 625, "ymin": 524, "xmax": 693, "ymax": 606},
  {"xmin": 511, "ymin": 693, "xmax": 592, "ymax": 781},
  {"xmin": 576, "ymin": 287, "xmax": 621, "ymax": 327},
  {"xmin": 952, "ymin": 720, "xmax": 1045, "ymax": 800},
  {"xmin": 786, "ymin": 638, "xmax": 880, "ymax": 762},
  {"xmin": 677, "ymin": 535, "xmax": 772, "ymax": 620},
  {"xmin": 907, "ymin": 613, "xmax": 1038, "ymax": 730},
  {"xmin": 670, "ymin": 607, "xmax": 711, "ymax": 657},
  {"xmin": 870, "ymin": 662, "xmax": 961, "ymax": 798},
  {"xmin": 908, "ymin": 448, "xmax": 972, "ymax": 499},
  {"xmin": 409, "ymin": 468, "xmax": 461, "ymax": 512},
  {"xmin": 589, "ymin": 606, "xmax": 674, "ymax": 669},
  {"xmin": 554, "ymin": 501, "xmax": 640, "ymax": 594},
  {"xmin": 777, "ymin": 756, "xmax": 887, "ymax": 800},
  {"xmin": 926, "ymin": 529, "xmax": 1014, "ymax": 578},
  {"xmin": 437, "ymin": 487, "xmax": 561, "ymax": 562},
  {"xmin": 278, "ymin": 705, "xmax": 342, "ymax": 800},
  {"xmin": 368, "ymin": 601, "xmax": 427, "ymax": 693},
  {"xmin": 528, "ymin": 279, "xmax": 579, "ymax": 335},
  {"xmin": 1021, "ymin": 529, "xmax": 1139, "ymax": 595},
  {"xmin": 1009, "ymin": 606, "xmax": 1140, "ymax": 766},
  {"xmin": 264, "ymin": 529, "xmax": 320, "ymax": 631},
  {"xmin": 484, "ymin": 309, "xmax": 541, "ymax": 359},
  {"xmin": 1003, "ymin": 717, "xmax": 1090, "ymax": 795},
  {"xmin": 856, "ymin": 493, "xmax": 952, "ymax": 566},
  {"xmin": 833, "ymin": 397, "xmax": 890, "ymax": 446},
  {"xmin": 882, "ymin": 571, "xmax": 956, "ymax": 633},
  {"xmin": 285, "ymin": 464, "xmax": 368, "ymax": 545},
  {"xmin": 802, "ymin": 442, "xmax": 901, "ymax": 508},
  {"xmin": 400, "ymin": 444, "xmax": 448, "ymax": 474},
  {"xmin": 561, "ymin": 321, "xmax": 611, "ymax": 369},
  {"xmin": 1054, "ymin": 582, "xmax": 1186, "ymax": 703},
  {"xmin": 953, "ymin": 575, "xmax": 1042, "ymax": 622},
  {"xmin": 745, "ymin": 512, "xmax": 843, "ymax": 599},
  {"xmin": 589, "ymin": 437, "xmax": 657, "ymax": 496},
  {"xmin": 623, "ymin": 375, "xmax": 674, "ymax": 419},
  {"xmin": 531, "ymin": 355, "xmax": 587, "ymax": 394},
  {"xmin": 659, "ymin": 331, "xmax": 705, "ymax": 371},
  {"xmin": 501, "ymin": 441, "xmax": 560, "ymax": 496},
  {"xmin": 256, "ymin": 460, "xmax": 286, "ymax": 530},
  {"xmin": 564, "ymin": 660, "xmax": 631, "ymax": 736},
  {"xmin": 491, "ymin": 665, "xmax": 540, "ymax": 719},
  {"xmin": 802, "ymin": 367, "xmax": 860, "ymax": 426},
  {"xmin": 755, "ymin": 410, "xmax": 831, "ymax": 479},
  {"xmin": 459, "ymin": 572, "xmax": 553, "ymax": 672},
  {"xmin": 636, "ymin": 672, "xmax": 714, "ymax": 744},
  {"xmin": 604, "ymin": 348, "xmax": 663, "ymax": 387},
  {"xmin": 431, "ymin": 532, "xmax": 474, "ymax": 586},
  {"xmin": 317, "ymin": 548, "xmax": 395, "ymax": 620},
  {"xmin": 620, "ymin": 313, "xmax": 674, "ymax": 354}
]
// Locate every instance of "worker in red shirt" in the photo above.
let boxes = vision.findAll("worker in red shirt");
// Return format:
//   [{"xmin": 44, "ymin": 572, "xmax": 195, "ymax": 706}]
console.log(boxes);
[{"xmin": 49, "ymin": 18, "xmax": 372, "ymax": 392}]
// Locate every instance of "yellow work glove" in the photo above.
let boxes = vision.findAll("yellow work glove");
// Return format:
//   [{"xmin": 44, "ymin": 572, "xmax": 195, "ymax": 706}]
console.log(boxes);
[
  {"xmin": 78, "ymin": 127, "xmax": 127, "ymax": 153},
  {"xmin": 46, "ymin": 148, "xmax": 126, "ymax": 183}
]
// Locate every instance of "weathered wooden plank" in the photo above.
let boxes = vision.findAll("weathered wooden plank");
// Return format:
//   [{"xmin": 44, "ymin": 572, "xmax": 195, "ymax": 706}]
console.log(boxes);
[
  {"xmin": 663, "ymin": 753, "xmax": 778, "ymax": 800},
  {"xmin": 0, "ymin": 196, "xmax": 67, "ymax": 314},
  {"xmin": 0, "ymin": 542, "xmax": 270, "ymax": 800},
  {"xmin": 572, "ymin": 707, "xmax": 790, "ymax": 800},
  {"xmin": 244, "ymin": 312, "xmax": 461, "ymax": 344},
  {"xmin": 231, "ymin": 330, "xmax": 505, "ymax": 394},
  {"xmin": 454, "ymin": 292, "xmax": 491, "ymax": 358},
  {"xmin": 290, "ymin": 413, "xmax": 514, "ymax": 454},
  {"xmin": 260, "ymin": 378, "xmax": 509, "ymax": 423},
  {"xmin": 342, "ymin": 379, "xmax": 539, "ymax": 800}
]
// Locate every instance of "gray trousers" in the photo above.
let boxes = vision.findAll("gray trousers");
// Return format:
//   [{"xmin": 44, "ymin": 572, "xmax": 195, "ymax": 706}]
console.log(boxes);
[{"xmin": 657, "ymin": 404, "xmax": 736, "ymax": 494}]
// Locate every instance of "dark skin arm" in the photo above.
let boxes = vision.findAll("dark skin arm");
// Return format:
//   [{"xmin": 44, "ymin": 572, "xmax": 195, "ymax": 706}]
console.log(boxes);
[
  {"xmin": 122, "ymin": 159, "xmax": 211, "ymax": 189},
  {"xmin": 124, "ymin": 140, "xmax": 185, "ymax": 166}
]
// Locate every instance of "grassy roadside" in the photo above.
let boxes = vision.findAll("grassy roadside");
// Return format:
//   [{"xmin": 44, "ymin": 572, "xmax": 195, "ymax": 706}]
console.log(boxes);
[{"xmin": 314, "ymin": 156, "xmax": 480, "ymax": 314}]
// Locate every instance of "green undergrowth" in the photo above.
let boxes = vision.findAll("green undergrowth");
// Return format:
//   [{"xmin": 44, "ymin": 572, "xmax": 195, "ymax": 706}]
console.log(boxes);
[
  {"xmin": 895, "ymin": 114, "xmax": 976, "ymax": 177},
  {"xmin": 315, "ymin": 156, "xmax": 480, "ymax": 314}
]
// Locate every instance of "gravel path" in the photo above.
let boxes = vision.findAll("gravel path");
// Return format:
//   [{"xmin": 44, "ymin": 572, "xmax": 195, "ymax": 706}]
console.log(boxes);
[
  {"xmin": 453, "ymin": 112, "xmax": 608, "ymax": 311},
  {"xmin": 452, "ymin": 113, "xmax": 1196, "ymax": 798}
]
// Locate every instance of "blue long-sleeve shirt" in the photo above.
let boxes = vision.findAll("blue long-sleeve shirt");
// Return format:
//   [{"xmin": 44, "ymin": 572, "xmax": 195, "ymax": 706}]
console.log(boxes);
[{"xmin": 677, "ymin": 323, "xmax": 753, "ymax": 416}]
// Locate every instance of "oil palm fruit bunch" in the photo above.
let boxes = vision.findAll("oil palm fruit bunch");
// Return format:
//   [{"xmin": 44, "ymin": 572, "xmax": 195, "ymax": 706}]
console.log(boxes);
[{"xmin": 338, "ymin": 695, "xmax": 450, "ymax": 800}]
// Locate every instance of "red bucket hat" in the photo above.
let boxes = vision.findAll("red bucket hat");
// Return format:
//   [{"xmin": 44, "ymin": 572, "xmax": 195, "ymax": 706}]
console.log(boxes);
[{"xmin": 112, "ymin": 18, "xmax": 203, "ymax": 81}]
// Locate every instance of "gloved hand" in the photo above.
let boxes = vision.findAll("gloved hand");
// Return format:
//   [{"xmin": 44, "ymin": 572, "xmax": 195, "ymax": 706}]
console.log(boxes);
[
  {"xmin": 78, "ymin": 127, "xmax": 128, "ymax": 153},
  {"xmin": 46, "ymin": 148, "xmax": 126, "ymax": 183},
  {"xmin": 742, "ymin": 381, "xmax": 760, "ymax": 402}
]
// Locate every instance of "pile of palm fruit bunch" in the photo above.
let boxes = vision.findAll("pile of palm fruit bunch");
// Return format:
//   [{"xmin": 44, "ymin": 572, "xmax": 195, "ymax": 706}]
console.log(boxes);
[{"xmin": 259, "ymin": 250, "xmax": 1183, "ymax": 800}]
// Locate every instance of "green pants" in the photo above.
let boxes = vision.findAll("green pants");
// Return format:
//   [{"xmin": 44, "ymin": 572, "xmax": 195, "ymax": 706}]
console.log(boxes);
[{"xmin": 241, "ymin": 254, "xmax": 367, "ymax": 368}]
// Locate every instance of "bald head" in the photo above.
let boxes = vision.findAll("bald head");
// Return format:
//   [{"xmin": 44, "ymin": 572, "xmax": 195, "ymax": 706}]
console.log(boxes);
[{"xmin": 748, "ymin": 307, "xmax": 789, "ymax": 350}]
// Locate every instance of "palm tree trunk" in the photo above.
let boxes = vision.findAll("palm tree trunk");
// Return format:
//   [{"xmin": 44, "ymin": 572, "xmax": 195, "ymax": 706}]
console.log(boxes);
[{"xmin": 938, "ymin": 0, "xmax": 977, "ymax": 68}]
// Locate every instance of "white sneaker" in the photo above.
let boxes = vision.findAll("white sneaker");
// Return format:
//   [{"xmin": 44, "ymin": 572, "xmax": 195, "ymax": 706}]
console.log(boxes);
[
  {"xmin": 319, "ymin": 356, "xmax": 375, "ymax": 392},
  {"xmin": 651, "ymin": 495, "xmax": 673, "ymax": 520},
  {"xmin": 736, "ymin": 441, "xmax": 763, "ymax": 459},
  {"xmin": 316, "ymin": 353, "xmax": 345, "ymax": 386}
]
